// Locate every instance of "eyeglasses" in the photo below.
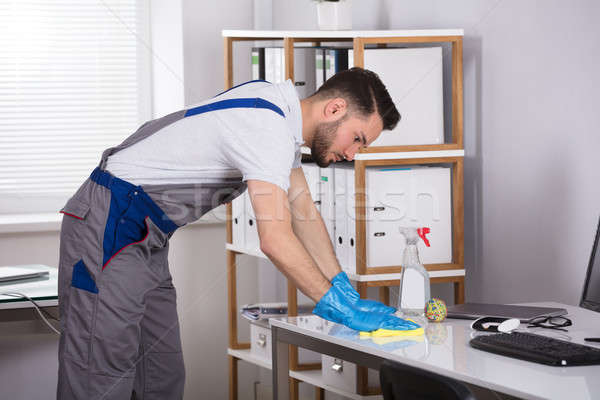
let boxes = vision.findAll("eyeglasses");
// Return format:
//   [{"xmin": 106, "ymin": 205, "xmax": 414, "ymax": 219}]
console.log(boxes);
[{"xmin": 527, "ymin": 316, "xmax": 572, "ymax": 331}]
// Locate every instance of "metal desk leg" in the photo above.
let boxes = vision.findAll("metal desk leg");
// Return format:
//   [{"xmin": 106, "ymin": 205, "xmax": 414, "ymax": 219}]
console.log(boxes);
[{"xmin": 272, "ymin": 326, "xmax": 290, "ymax": 400}]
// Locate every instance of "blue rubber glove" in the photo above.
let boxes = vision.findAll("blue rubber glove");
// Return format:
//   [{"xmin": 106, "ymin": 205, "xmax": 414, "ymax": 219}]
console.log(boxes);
[
  {"xmin": 331, "ymin": 271, "xmax": 396, "ymax": 314},
  {"xmin": 313, "ymin": 285, "xmax": 420, "ymax": 332}
]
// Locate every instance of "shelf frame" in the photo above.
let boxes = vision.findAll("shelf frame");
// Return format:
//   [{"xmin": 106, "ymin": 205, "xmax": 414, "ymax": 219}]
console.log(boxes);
[
  {"xmin": 354, "ymin": 156, "xmax": 465, "ymax": 277},
  {"xmin": 225, "ymin": 32, "xmax": 464, "ymax": 152},
  {"xmin": 224, "ymin": 29, "xmax": 465, "ymax": 400}
]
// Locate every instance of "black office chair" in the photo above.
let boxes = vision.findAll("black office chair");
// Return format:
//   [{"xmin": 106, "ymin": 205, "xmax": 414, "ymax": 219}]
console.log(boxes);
[{"xmin": 379, "ymin": 360, "xmax": 476, "ymax": 400}]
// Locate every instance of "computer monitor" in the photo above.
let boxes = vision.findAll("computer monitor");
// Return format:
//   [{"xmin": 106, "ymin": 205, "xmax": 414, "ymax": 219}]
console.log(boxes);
[{"xmin": 580, "ymin": 216, "xmax": 600, "ymax": 313}]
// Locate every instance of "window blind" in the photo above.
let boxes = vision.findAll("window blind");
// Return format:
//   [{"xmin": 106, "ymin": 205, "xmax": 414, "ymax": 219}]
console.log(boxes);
[{"xmin": 0, "ymin": 0, "xmax": 149, "ymax": 214}]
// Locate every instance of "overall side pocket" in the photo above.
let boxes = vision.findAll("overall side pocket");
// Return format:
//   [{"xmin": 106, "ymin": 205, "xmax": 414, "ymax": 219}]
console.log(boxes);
[
  {"xmin": 102, "ymin": 200, "xmax": 149, "ymax": 271},
  {"xmin": 59, "ymin": 197, "xmax": 99, "ymax": 366}
]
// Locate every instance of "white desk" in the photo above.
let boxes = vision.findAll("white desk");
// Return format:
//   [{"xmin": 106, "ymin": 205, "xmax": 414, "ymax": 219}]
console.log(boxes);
[
  {"xmin": 0, "ymin": 265, "xmax": 58, "ymax": 310},
  {"xmin": 270, "ymin": 303, "xmax": 600, "ymax": 400}
]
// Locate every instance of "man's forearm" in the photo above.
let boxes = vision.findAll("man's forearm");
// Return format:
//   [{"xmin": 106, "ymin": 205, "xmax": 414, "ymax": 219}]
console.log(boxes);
[
  {"xmin": 290, "ymin": 201, "xmax": 342, "ymax": 281},
  {"xmin": 261, "ymin": 229, "xmax": 331, "ymax": 302}
]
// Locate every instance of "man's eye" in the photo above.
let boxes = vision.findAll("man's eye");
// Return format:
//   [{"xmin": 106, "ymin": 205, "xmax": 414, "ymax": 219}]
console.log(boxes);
[{"xmin": 354, "ymin": 136, "xmax": 360, "ymax": 143}]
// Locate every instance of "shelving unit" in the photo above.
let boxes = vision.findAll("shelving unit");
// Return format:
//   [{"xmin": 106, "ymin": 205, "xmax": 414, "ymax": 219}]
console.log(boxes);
[
  {"xmin": 223, "ymin": 29, "xmax": 464, "ymax": 400},
  {"xmin": 228, "ymin": 348, "xmax": 382, "ymax": 400}
]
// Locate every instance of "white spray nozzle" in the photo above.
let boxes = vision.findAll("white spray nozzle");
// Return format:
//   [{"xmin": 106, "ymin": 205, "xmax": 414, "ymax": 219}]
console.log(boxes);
[
  {"xmin": 399, "ymin": 227, "xmax": 432, "ymax": 247},
  {"xmin": 399, "ymin": 227, "xmax": 420, "ymax": 245}
]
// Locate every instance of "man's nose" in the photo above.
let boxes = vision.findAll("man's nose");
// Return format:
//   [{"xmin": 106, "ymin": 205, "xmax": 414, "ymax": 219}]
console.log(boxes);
[{"xmin": 343, "ymin": 144, "xmax": 360, "ymax": 161}]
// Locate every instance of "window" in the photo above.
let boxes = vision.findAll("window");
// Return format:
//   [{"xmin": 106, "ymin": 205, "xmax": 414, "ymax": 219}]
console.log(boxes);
[{"xmin": 0, "ymin": 0, "xmax": 151, "ymax": 214}]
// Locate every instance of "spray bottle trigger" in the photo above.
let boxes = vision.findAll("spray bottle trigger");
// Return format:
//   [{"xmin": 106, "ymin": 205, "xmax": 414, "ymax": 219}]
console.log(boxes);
[{"xmin": 417, "ymin": 227, "xmax": 431, "ymax": 247}]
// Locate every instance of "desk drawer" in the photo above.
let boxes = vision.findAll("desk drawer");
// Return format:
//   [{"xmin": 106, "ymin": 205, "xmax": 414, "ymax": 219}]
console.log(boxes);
[
  {"xmin": 250, "ymin": 321, "xmax": 321, "ymax": 364},
  {"xmin": 322, "ymin": 355, "xmax": 379, "ymax": 393},
  {"xmin": 250, "ymin": 322, "xmax": 271, "ymax": 361}
]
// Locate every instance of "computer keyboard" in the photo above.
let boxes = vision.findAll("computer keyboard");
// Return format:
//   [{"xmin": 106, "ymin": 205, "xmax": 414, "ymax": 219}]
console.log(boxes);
[{"xmin": 469, "ymin": 331, "xmax": 600, "ymax": 366}]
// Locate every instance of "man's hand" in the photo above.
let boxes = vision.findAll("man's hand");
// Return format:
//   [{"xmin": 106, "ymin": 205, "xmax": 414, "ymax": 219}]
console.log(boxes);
[
  {"xmin": 313, "ymin": 285, "xmax": 420, "ymax": 332},
  {"xmin": 331, "ymin": 271, "xmax": 396, "ymax": 314}
]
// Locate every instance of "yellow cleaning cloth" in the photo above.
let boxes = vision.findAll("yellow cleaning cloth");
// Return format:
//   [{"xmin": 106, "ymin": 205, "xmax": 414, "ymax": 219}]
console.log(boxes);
[
  {"xmin": 359, "ymin": 327, "xmax": 424, "ymax": 338},
  {"xmin": 359, "ymin": 319, "xmax": 424, "ymax": 338},
  {"xmin": 368, "ymin": 333, "xmax": 425, "ymax": 346}
]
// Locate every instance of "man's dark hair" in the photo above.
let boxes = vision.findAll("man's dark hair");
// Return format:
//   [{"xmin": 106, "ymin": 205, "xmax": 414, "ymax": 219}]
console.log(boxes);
[{"xmin": 313, "ymin": 67, "xmax": 400, "ymax": 131}]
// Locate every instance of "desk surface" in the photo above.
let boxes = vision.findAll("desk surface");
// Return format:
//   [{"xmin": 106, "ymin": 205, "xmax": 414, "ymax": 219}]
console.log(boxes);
[
  {"xmin": 0, "ymin": 265, "xmax": 58, "ymax": 309},
  {"xmin": 270, "ymin": 302, "xmax": 600, "ymax": 400}
]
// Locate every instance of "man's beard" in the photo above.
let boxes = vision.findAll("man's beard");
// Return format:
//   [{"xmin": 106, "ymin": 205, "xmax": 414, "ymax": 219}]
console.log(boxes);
[{"xmin": 311, "ymin": 116, "xmax": 346, "ymax": 168}]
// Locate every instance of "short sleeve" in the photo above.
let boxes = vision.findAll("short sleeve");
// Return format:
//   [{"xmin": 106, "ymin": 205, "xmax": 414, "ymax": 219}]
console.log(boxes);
[
  {"xmin": 291, "ymin": 148, "xmax": 302, "ymax": 169},
  {"xmin": 222, "ymin": 119, "xmax": 295, "ymax": 192}
]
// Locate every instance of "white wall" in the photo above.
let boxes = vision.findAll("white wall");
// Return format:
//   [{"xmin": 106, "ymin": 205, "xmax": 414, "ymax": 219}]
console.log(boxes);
[
  {"xmin": 178, "ymin": 1, "xmax": 262, "ymax": 399},
  {"xmin": 272, "ymin": 0, "xmax": 600, "ymax": 306},
  {"xmin": 182, "ymin": 0, "xmax": 254, "ymax": 105},
  {"xmin": 150, "ymin": 0, "xmax": 185, "ymax": 117}
]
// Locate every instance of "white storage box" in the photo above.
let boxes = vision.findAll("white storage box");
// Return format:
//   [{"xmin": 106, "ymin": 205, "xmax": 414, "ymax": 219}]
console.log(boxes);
[
  {"xmin": 365, "ymin": 166, "xmax": 452, "ymax": 267},
  {"xmin": 335, "ymin": 165, "xmax": 452, "ymax": 273},
  {"xmin": 349, "ymin": 47, "xmax": 445, "ymax": 146}
]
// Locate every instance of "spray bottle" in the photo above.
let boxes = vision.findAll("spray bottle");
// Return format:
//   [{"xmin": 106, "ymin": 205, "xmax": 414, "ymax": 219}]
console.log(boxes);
[{"xmin": 398, "ymin": 227, "xmax": 431, "ymax": 317}]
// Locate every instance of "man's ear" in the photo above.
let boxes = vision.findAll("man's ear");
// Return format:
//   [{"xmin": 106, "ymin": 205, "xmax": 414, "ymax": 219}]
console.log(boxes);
[{"xmin": 323, "ymin": 98, "xmax": 347, "ymax": 121}]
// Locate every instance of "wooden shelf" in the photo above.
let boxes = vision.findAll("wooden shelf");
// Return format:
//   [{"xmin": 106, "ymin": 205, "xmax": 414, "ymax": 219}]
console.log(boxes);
[
  {"xmin": 290, "ymin": 370, "xmax": 382, "ymax": 400},
  {"xmin": 224, "ymin": 27, "xmax": 465, "ymax": 400},
  {"xmin": 228, "ymin": 348, "xmax": 382, "ymax": 400},
  {"xmin": 301, "ymin": 146, "xmax": 465, "ymax": 160},
  {"xmin": 228, "ymin": 347, "xmax": 271, "ymax": 370},
  {"xmin": 347, "ymin": 269, "xmax": 464, "ymax": 282},
  {"xmin": 223, "ymin": 29, "xmax": 463, "ymax": 39},
  {"xmin": 354, "ymin": 149, "xmax": 464, "ymax": 161}
]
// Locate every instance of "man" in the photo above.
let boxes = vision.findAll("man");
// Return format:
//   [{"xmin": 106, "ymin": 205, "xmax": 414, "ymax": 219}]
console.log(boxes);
[{"xmin": 57, "ymin": 67, "xmax": 419, "ymax": 399}]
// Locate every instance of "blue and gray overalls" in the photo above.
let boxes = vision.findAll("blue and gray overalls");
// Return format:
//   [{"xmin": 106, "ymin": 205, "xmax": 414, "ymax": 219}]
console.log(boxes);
[{"xmin": 57, "ymin": 80, "xmax": 299, "ymax": 399}]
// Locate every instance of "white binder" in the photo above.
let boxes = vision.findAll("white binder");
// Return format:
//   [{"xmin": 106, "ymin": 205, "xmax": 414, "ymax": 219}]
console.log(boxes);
[
  {"xmin": 319, "ymin": 167, "xmax": 335, "ymax": 244},
  {"xmin": 346, "ymin": 167, "xmax": 357, "ymax": 273},
  {"xmin": 315, "ymin": 48, "xmax": 326, "ymax": 90},
  {"xmin": 231, "ymin": 193, "xmax": 245, "ymax": 247},
  {"xmin": 244, "ymin": 190, "xmax": 261, "ymax": 251},
  {"xmin": 349, "ymin": 47, "xmax": 445, "ymax": 146},
  {"xmin": 265, "ymin": 47, "xmax": 277, "ymax": 84},
  {"xmin": 257, "ymin": 46, "xmax": 316, "ymax": 99},
  {"xmin": 334, "ymin": 165, "xmax": 349, "ymax": 272},
  {"xmin": 366, "ymin": 166, "xmax": 452, "ymax": 267},
  {"xmin": 292, "ymin": 48, "xmax": 317, "ymax": 100}
]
